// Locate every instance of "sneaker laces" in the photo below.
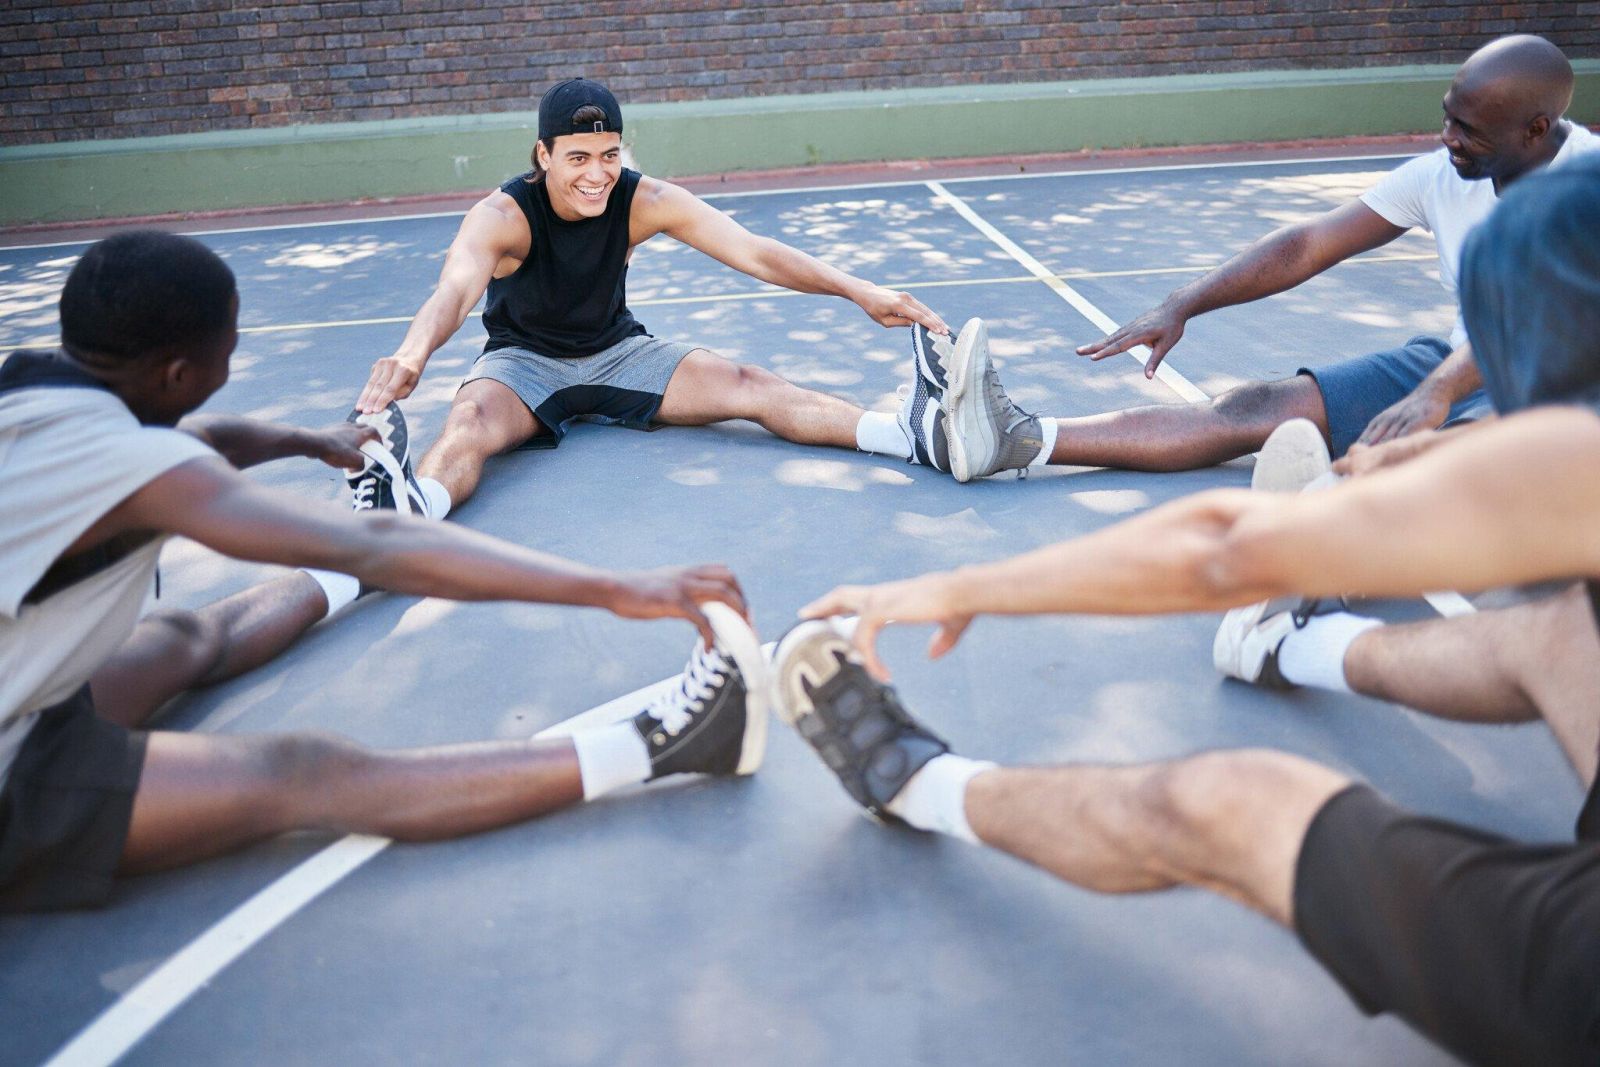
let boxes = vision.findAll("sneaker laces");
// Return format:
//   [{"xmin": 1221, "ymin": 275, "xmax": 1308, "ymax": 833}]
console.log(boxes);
[
  {"xmin": 645, "ymin": 643, "xmax": 731, "ymax": 736},
  {"xmin": 982, "ymin": 361, "xmax": 1037, "ymax": 433},
  {"xmin": 351, "ymin": 474, "xmax": 380, "ymax": 511}
]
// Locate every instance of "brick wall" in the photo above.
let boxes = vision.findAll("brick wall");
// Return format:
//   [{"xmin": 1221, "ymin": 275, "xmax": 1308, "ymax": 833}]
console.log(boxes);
[{"xmin": 4, "ymin": 1, "xmax": 1597, "ymax": 146}]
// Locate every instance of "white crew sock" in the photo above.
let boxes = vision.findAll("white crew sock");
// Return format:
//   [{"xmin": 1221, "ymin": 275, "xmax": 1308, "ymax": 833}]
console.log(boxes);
[
  {"xmin": 418, "ymin": 477, "xmax": 452, "ymax": 520},
  {"xmin": 569, "ymin": 721, "xmax": 653, "ymax": 800},
  {"xmin": 1276, "ymin": 612, "xmax": 1383, "ymax": 693},
  {"xmin": 1030, "ymin": 417, "xmax": 1058, "ymax": 467},
  {"xmin": 885, "ymin": 754, "xmax": 998, "ymax": 843},
  {"xmin": 302, "ymin": 568, "xmax": 361, "ymax": 616},
  {"xmin": 856, "ymin": 410, "xmax": 914, "ymax": 460}
]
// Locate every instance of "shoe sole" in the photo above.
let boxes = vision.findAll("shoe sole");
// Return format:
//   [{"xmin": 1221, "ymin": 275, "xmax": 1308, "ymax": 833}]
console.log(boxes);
[
  {"xmin": 1253, "ymin": 418, "xmax": 1331, "ymax": 493},
  {"xmin": 701, "ymin": 601, "xmax": 768, "ymax": 775},
  {"xmin": 911, "ymin": 325, "xmax": 949, "ymax": 393},
  {"xmin": 769, "ymin": 618, "xmax": 850, "ymax": 728},
  {"xmin": 942, "ymin": 317, "xmax": 991, "ymax": 484}
]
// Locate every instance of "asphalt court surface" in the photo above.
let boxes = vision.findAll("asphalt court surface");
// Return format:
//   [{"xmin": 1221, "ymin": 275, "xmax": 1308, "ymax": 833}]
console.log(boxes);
[{"xmin": 0, "ymin": 156, "xmax": 1581, "ymax": 1066}]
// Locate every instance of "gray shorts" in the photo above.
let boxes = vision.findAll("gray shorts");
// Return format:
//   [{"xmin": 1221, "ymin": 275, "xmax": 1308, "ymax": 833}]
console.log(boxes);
[{"xmin": 462, "ymin": 333, "xmax": 699, "ymax": 449}]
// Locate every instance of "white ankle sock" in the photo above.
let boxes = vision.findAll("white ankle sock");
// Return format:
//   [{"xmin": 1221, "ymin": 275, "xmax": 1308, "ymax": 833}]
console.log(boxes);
[
  {"xmin": 418, "ymin": 477, "xmax": 451, "ymax": 520},
  {"xmin": 302, "ymin": 568, "xmax": 361, "ymax": 616},
  {"xmin": 569, "ymin": 722, "xmax": 652, "ymax": 800},
  {"xmin": 1030, "ymin": 418, "xmax": 1058, "ymax": 467},
  {"xmin": 1276, "ymin": 612, "xmax": 1382, "ymax": 693},
  {"xmin": 885, "ymin": 754, "xmax": 997, "ymax": 843},
  {"xmin": 856, "ymin": 411, "xmax": 914, "ymax": 460}
]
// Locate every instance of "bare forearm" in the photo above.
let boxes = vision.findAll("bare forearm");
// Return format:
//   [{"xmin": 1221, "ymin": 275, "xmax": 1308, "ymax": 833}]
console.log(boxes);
[
  {"xmin": 942, "ymin": 492, "xmax": 1270, "ymax": 618},
  {"xmin": 1416, "ymin": 343, "xmax": 1482, "ymax": 404},
  {"xmin": 312, "ymin": 513, "xmax": 622, "ymax": 608},
  {"xmin": 393, "ymin": 287, "xmax": 477, "ymax": 367},
  {"xmin": 1168, "ymin": 224, "xmax": 1327, "ymax": 319},
  {"xmin": 748, "ymin": 237, "xmax": 869, "ymax": 300},
  {"xmin": 179, "ymin": 415, "xmax": 320, "ymax": 469}
]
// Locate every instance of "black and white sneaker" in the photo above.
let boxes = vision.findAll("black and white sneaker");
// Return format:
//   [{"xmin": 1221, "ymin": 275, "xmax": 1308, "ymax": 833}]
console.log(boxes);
[
  {"xmin": 633, "ymin": 602, "xmax": 768, "ymax": 779},
  {"xmin": 771, "ymin": 617, "xmax": 949, "ymax": 822},
  {"xmin": 346, "ymin": 402, "xmax": 426, "ymax": 516},
  {"xmin": 895, "ymin": 379, "xmax": 952, "ymax": 472},
  {"xmin": 1213, "ymin": 596, "xmax": 1347, "ymax": 688},
  {"xmin": 911, "ymin": 321, "xmax": 955, "ymax": 396}
]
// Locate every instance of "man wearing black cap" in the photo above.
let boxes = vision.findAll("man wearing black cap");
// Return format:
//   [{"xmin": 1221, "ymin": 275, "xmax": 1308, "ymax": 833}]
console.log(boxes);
[{"xmin": 350, "ymin": 77, "xmax": 1049, "ymax": 519}]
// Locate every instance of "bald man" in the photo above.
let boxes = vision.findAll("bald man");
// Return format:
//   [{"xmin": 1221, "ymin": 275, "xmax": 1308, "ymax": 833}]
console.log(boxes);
[{"xmin": 1037, "ymin": 34, "xmax": 1595, "ymax": 470}]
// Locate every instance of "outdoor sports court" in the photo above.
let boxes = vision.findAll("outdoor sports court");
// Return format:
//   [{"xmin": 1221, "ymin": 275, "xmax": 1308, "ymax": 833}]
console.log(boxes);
[{"xmin": 0, "ymin": 149, "xmax": 1579, "ymax": 1065}]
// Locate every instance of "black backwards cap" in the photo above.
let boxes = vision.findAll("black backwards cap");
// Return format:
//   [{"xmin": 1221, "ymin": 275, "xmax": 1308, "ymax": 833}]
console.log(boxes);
[
  {"xmin": 538, "ymin": 78, "xmax": 623, "ymax": 141},
  {"xmin": 1460, "ymin": 153, "xmax": 1600, "ymax": 414}
]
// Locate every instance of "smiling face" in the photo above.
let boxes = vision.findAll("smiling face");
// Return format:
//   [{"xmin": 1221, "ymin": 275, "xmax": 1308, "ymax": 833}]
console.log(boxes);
[{"xmin": 536, "ymin": 131, "xmax": 624, "ymax": 221}]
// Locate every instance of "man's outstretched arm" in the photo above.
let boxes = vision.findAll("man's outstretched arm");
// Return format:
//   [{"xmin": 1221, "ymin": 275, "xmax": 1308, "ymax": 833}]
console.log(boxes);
[
  {"xmin": 805, "ymin": 406, "xmax": 1600, "ymax": 678},
  {"xmin": 102, "ymin": 458, "xmax": 745, "ymax": 645},
  {"xmin": 357, "ymin": 196, "xmax": 525, "ymax": 413},
  {"xmin": 637, "ymin": 177, "xmax": 949, "ymax": 334},
  {"xmin": 1075, "ymin": 200, "xmax": 1405, "ymax": 378},
  {"xmin": 178, "ymin": 415, "xmax": 375, "ymax": 471}
]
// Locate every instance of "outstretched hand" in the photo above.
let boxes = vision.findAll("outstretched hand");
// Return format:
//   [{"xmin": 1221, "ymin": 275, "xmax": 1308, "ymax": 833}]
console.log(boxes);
[
  {"xmin": 607, "ymin": 565, "xmax": 749, "ymax": 648},
  {"xmin": 357, "ymin": 355, "xmax": 424, "ymax": 415},
  {"xmin": 799, "ymin": 573, "xmax": 973, "ymax": 682},
  {"xmin": 856, "ymin": 286, "xmax": 949, "ymax": 335},
  {"xmin": 304, "ymin": 422, "xmax": 379, "ymax": 471},
  {"xmin": 1074, "ymin": 303, "xmax": 1187, "ymax": 379}
]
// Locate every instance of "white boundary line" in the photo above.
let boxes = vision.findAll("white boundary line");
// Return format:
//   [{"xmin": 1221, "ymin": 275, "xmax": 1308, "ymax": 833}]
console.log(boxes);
[
  {"xmin": 0, "ymin": 153, "xmax": 1413, "ymax": 253},
  {"xmin": 39, "ymin": 652, "xmax": 750, "ymax": 1067},
  {"xmin": 926, "ymin": 180, "xmax": 1209, "ymax": 403},
  {"xmin": 926, "ymin": 179, "xmax": 1476, "ymax": 619}
]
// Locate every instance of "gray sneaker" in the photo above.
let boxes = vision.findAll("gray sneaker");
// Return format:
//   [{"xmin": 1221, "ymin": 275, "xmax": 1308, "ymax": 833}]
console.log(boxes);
[{"xmin": 942, "ymin": 318, "xmax": 1045, "ymax": 482}]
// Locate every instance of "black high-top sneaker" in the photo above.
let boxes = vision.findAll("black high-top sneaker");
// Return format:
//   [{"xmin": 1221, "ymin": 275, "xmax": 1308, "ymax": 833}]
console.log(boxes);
[
  {"xmin": 771, "ymin": 617, "xmax": 949, "ymax": 822},
  {"xmin": 345, "ymin": 402, "xmax": 426, "ymax": 516},
  {"xmin": 632, "ymin": 602, "xmax": 767, "ymax": 779}
]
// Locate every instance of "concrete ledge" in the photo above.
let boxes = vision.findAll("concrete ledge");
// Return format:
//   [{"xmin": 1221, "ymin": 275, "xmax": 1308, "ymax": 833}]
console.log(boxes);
[{"xmin": 4, "ymin": 62, "xmax": 1597, "ymax": 226}]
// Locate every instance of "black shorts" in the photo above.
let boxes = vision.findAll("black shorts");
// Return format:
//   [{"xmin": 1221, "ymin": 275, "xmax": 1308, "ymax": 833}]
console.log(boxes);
[
  {"xmin": 0, "ymin": 686, "xmax": 147, "ymax": 912},
  {"xmin": 1294, "ymin": 785, "xmax": 1600, "ymax": 1066}
]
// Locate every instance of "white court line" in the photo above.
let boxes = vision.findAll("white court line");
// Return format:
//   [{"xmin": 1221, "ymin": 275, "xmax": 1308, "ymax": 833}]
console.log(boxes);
[
  {"xmin": 0, "ymin": 153, "xmax": 1413, "ymax": 253},
  {"xmin": 40, "ymin": 652, "xmax": 754, "ymax": 1067},
  {"xmin": 927, "ymin": 179, "xmax": 1476, "ymax": 619},
  {"xmin": 926, "ymin": 180, "xmax": 1209, "ymax": 403}
]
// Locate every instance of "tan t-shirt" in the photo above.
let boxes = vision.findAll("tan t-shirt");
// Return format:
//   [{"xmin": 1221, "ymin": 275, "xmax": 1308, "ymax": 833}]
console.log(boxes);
[{"xmin": 0, "ymin": 352, "xmax": 215, "ymax": 781}]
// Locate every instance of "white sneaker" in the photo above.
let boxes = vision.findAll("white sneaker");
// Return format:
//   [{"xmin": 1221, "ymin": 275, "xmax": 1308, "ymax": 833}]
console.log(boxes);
[{"xmin": 1252, "ymin": 418, "xmax": 1331, "ymax": 493}]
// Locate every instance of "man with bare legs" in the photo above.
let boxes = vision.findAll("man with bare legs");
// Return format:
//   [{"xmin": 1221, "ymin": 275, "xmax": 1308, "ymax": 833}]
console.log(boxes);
[
  {"xmin": 770, "ymin": 160, "xmax": 1600, "ymax": 1065},
  {"xmin": 0, "ymin": 231, "xmax": 766, "ymax": 911}
]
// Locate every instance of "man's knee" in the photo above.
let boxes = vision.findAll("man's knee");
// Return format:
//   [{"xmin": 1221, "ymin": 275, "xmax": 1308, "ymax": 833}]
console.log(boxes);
[
  {"xmin": 144, "ymin": 609, "xmax": 228, "ymax": 681},
  {"xmin": 1211, "ymin": 376, "xmax": 1326, "ymax": 434},
  {"xmin": 1139, "ymin": 749, "xmax": 1342, "ymax": 849},
  {"xmin": 254, "ymin": 731, "xmax": 368, "ymax": 793},
  {"xmin": 727, "ymin": 361, "xmax": 787, "ymax": 401}
]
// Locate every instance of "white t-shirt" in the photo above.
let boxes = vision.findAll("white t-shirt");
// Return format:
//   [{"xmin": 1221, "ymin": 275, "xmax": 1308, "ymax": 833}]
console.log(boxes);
[
  {"xmin": 1359, "ymin": 121, "xmax": 1600, "ymax": 348},
  {"xmin": 0, "ymin": 355, "xmax": 215, "ymax": 781}
]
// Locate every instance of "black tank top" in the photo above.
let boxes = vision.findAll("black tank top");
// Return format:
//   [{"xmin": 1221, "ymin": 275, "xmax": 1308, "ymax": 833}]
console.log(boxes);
[{"xmin": 481, "ymin": 168, "xmax": 646, "ymax": 359}]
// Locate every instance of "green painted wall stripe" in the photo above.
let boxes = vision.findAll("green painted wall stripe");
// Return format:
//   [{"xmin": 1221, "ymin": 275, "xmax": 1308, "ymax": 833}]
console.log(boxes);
[{"xmin": 4, "ymin": 62, "xmax": 1596, "ymax": 226}]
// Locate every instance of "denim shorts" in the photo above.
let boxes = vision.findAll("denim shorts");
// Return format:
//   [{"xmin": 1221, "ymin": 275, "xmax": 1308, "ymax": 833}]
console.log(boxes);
[{"xmin": 1299, "ymin": 335, "xmax": 1494, "ymax": 457}]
